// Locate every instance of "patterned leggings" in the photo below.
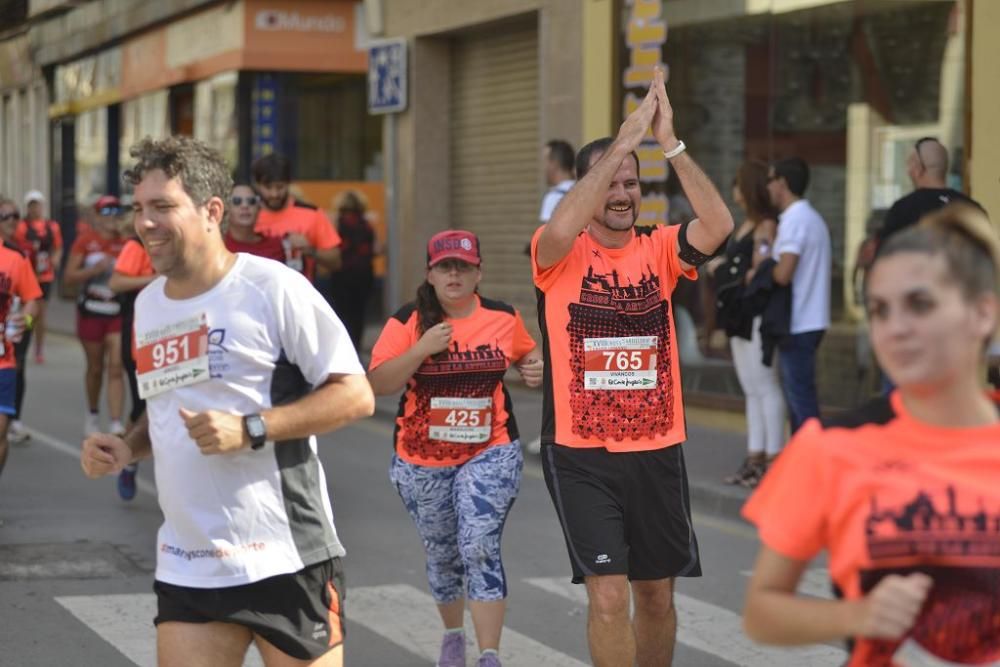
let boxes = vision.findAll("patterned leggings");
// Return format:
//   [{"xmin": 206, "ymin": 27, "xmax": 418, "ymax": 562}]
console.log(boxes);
[{"xmin": 389, "ymin": 442, "xmax": 523, "ymax": 603}]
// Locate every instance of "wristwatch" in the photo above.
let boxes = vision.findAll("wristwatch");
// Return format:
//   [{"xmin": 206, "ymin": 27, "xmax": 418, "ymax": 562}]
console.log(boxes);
[{"xmin": 244, "ymin": 414, "xmax": 268, "ymax": 450}]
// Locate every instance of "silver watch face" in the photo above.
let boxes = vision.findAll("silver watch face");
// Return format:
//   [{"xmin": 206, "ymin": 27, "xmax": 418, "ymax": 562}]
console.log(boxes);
[{"xmin": 247, "ymin": 416, "xmax": 266, "ymax": 439}]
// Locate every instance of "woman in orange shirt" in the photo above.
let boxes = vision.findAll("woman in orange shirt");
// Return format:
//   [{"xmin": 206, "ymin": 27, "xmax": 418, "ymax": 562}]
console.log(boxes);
[
  {"xmin": 743, "ymin": 204, "xmax": 1000, "ymax": 665},
  {"xmin": 368, "ymin": 230, "xmax": 542, "ymax": 667}
]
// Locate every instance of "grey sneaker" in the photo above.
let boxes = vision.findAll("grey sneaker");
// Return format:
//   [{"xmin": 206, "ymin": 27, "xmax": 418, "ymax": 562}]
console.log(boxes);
[
  {"xmin": 437, "ymin": 632, "xmax": 465, "ymax": 667},
  {"xmin": 477, "ymin": 652, "xmax": 502, "ymax": 667}
]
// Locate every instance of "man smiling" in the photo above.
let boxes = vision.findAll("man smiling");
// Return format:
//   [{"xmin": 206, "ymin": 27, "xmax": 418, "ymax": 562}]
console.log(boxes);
[{"xmin": 80, "ymin": 136, "xmax": 373, "ymax": 667}]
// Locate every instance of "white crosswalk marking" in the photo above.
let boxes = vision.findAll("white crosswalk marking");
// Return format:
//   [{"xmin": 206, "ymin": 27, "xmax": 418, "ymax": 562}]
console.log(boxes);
[
  {"xmin": 55, "ymin": 593, "xmax": 265, "ymax": 666},
  {"xmin": 347, "ymin": 583, "xmax": 588, "ymax": 666},
  {"xmin": 524, "ymin": 576, "xmax": 848, "ymax": 666},
  {"xmin": 55, "ymin": 584, "xmax": 588, "ymax": 667}
]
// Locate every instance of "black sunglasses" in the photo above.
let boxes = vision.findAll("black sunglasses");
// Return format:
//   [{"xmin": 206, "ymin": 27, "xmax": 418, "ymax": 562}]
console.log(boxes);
[
  {"xmin": 0, "ymin": 212, "xmax": 18, "ymax": 221},
  {"xmin": 914, "ymin": 137, "xmax": 937, "ymax": 170},
  {"xmin": 231, "ymin": 196, "xmax": 260, "ymax": 207}
]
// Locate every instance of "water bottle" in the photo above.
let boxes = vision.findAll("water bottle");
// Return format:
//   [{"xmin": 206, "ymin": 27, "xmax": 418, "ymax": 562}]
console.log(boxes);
[{"xmin": 5, "ymin": 296, "xmax": 21, "ymax": 343}]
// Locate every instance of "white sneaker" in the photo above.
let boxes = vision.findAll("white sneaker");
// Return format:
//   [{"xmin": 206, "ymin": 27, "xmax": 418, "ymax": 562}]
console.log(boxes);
[
  {"xmin": 109, "ymin": 420, "xmax": 126, "ymax": 437},
  {"xmin": 8, "ymin": 420, "xmax": 30, "ymax": 445},
  {"xmin": 84, "ymin": 413, "xmax": 101, "ymax": 437}
]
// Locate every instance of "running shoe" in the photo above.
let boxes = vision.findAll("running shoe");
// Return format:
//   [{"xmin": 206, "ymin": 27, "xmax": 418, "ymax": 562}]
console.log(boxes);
[
  {"xmin": 84, "ymin": 412, "xmax": 101, "ymax": 437},
  {"xmin": 8, "ymin": 420, "xmax": 30, "ymax": 445},
  {"xmin": 117, "ymin": 464, "xmax": 138, "ymax": 501},
  {"xmin": 437, "ymin": 632, "xmax": 465, "ymax": 667},
  {"xmin": 477, "ymin": 652, "xmax": 502, "ymax": 667},
  {"xmin": 109, "ymin": 420, "xmax": 126, "ymax": 437}
]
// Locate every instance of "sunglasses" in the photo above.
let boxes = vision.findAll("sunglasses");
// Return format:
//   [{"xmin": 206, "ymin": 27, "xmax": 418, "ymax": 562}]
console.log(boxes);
[
  {"xmin": 99, "ymin": 206, "xmax": 124, "ymax": 216},
  {"xmin": 231, "ymin": 196, "xmax": 260, "ymax": 207},
  {"xmin": 0, "ymin": 212, "xmax": 18, "ymax": 221},
  {"xmin": 913, "ymin": 136, "xmax": 936, "ymax": 170}
]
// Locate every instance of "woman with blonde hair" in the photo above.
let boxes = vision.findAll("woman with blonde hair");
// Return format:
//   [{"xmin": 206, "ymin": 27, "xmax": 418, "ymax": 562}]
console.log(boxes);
[{"xmin": 743, "ymin": 203, "xmax": 1000, "ymax": 665}]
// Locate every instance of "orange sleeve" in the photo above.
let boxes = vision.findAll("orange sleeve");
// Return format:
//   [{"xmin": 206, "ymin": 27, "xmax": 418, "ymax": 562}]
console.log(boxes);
[
  {"xmin": 531, "ymin": 225, "xmax": 578, "ymax": 292},
  {"xmin": 657, "ymin": 224, "xmax": 698, "ymax": 283},
  {"xmin": 511, "ymin": 310, "xmax": 537, "ymax": 360},
  {"xmin": 17, "ymin": 255, "xmax": 43, "ymax": 302},
  {"xmin": 311, "ymin": 210, "xmax": 341, "ymax": 250},
  {"xmin": 70, "ymin": 233, "xmax": 89, "ymax": 256},
  {"xmin": 114, "ymin": 240, "xmax": 148, "ymax": 276},
  {"xmin": 51, "ymin": 222, "xmax": 64, "ymax": 250},
  {"xmin": 369, "ymin": 311, "xmax": 418, "ymax": 372},
  {"xmin": 13, "ymin": 222, "xmax": 27, "ymax": 244},
  {"xmin": 741, "ymin": 419, "xmax": 832, "ymax": 561}
]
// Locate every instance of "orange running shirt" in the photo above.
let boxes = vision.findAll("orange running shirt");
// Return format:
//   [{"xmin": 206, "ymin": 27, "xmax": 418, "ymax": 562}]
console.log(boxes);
[
  {"xmin": 114, "ymin": 239, "xmax": 154, "ymax": 278},
  {"xmin": 0, "ymin": 245, "xmax": 43, "ymax": 369},
  {"xmin": 255, "ymin": 199, "xmax": 341, "ymax": 281},
  {"xmin": 14, "ymin": 219, "xmax": 63, "ymax": 283},
  {"xmin": 531, "ymin": 224, "xmax": 695, "ymax": 451},
  {"xmin": 369, "ymin": 296, "xmax": 536, "ymax": 467},
  {"xmin": 743, "ymin": 392, "xmax": 1000, "ymax": 666}
]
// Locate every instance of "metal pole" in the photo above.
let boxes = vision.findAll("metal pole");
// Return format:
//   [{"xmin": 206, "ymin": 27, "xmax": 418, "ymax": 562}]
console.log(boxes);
[{"xmin": 384, "ymin": 111, "xmax": 401, "ymax": 314}]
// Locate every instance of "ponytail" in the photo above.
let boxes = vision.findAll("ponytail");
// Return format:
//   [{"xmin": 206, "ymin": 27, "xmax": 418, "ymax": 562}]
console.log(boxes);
[{"xmin": 416, "ymin": 281, "xmax": 445, "ymax": 334}]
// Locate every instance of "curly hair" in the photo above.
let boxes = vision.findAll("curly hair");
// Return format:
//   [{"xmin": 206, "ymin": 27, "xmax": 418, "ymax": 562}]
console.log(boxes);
[{"xmin": 123, "ymin": 136, "xmax": 233, "ymax": 224}]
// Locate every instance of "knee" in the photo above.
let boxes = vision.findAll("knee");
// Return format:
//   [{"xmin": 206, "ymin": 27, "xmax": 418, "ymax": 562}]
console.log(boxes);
[
  {"xmin": 587, "ymin": 577, "xmax": 630, "ymax": 621},
  {"xmin": 632, "ymin": 581, "xmax": 674, "ymax": 619}
]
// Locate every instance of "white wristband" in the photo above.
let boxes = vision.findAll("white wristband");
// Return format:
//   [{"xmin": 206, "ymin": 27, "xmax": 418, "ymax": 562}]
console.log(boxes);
[{"xmin": 663, "ymin": 140, "xmax": 686, "ymax": 160}]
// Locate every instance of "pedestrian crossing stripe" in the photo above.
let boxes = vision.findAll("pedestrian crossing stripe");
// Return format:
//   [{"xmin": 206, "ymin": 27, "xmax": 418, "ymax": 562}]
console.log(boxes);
[
  {"xmin": 523, "ymin": 577, "xmax": 847, "ymax": 667},
  {"xmin": 57, "ymin": 578, "xmax": 847, "ymax": 667}
]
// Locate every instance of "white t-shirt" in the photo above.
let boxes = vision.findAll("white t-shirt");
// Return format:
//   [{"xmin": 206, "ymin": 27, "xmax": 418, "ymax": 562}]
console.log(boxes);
[
  {"xmin": 774, "ymin": 199, "xmax": 831, "ymax": 334},
  {"xmin": 134, "ymin": 253, "xmax": 364, "ymax": 588},
  {"xmin": 539, "ymin": 179, "xmax": 575, "ymax": 222}
]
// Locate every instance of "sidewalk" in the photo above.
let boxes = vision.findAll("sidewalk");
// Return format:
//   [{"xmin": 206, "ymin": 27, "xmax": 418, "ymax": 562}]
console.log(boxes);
[{"xmin": 45, "ymin": 296, "xmax": 753, "ymax": 520}]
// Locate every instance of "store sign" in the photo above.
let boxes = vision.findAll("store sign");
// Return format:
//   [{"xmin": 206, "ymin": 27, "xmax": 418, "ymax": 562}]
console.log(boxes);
[
  {"xmin": 368, "ymin": 38, "xmax": 407, "ymax": 114},
  {"xmin": 623, "ymin": 0, "xmax": 668, "ymax": 226},
  {"xmin": 254, "ymin": 9, "xmax": 347, "ymax": 32}
]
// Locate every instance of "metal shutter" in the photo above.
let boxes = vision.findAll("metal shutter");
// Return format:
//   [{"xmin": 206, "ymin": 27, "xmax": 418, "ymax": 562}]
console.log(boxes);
[{"xmin": 451, "ymin": 20, "xmax": 539, "ymax": 322}]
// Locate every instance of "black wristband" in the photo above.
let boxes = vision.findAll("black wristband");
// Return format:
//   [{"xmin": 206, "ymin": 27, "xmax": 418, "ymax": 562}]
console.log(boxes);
[{"xmin": 678, "ymin": 221, "xmax": 714, "ymax": 267}]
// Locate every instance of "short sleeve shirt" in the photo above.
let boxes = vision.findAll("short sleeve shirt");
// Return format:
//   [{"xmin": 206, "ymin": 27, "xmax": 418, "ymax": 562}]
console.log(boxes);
[
  {"xmin": 369, "ymin": 296, "xmax": 536, "ymax": 467},
  {"xmin": 255, "ymin": 199, "xmax": 342, "ymax": 281},
  {"xmin": 773, "ymin": 199, "xmax": 831, "ymax": 334},
  {"xmin": 135, "ymin": 254, "xmax": 364, "ymax": 588},
  {"xmin": 114, "ymin": 239, "xmax": 154, "ymax": 278},
  {"xmin": 14, "ymin": 219, "xmax": 63, "ymax": 282},
  {"xmin": 531, "ymin": 224, "xmax": 695, "ymax": 451},
  {"xmin": 0, "ymin": 245, "xmax": 43, "ymax": 368},
  {"xmin": 743, "ymin": 392, "xmax": 1000, "ymax": 666}
]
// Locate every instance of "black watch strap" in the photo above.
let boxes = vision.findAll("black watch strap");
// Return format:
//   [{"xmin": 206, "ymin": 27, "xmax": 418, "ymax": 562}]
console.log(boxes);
[{"xmin": 244, "ymin": 414, "xmax": 267, "ymax": 450}]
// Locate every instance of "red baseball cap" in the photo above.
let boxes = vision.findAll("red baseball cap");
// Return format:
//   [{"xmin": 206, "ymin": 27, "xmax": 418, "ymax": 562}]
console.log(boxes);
[
  {"xmin": 94, "ymin": 195, "xmax": 122, "ymax": 213},
  {"xmin": 427, "ymin": 230, "xmax": 481, "ymax": 267}
]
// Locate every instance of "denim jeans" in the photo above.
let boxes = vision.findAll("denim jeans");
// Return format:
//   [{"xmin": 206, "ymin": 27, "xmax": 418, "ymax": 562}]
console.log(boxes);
[{"xmin": 778, "ymin": 330, "xmax": 825, "ymax": 433}]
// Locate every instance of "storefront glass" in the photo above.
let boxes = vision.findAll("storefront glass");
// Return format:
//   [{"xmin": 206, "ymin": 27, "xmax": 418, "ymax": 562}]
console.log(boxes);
[
  {"xmin": 618, "ymin": 0, "xmax": 967, "ymax": 399},
  {"xmin": 75, "ymin": 106, "xmax": 108, "ymax": 206}
]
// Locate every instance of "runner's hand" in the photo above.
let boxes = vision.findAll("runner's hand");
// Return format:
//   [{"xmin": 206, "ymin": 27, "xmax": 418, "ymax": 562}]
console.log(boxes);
[
  {"xmin": 179, "ymin": 408, "xmax": 249, "ymax": 455},
  {"xmin": 651, "ymin": 68, "xmax": 678, "ymax": 151},
  {"xmin": 418, "ymin": 322, "xmax": 453, "ymax": 356},
  {"xmin": 81, "ymin": 433, "xmax": 131, "ymax": 478},
  {"xmin": 517, "ymin": 357, "xmax": 543, "ymax": 388},
  {"xmin": 614, "ymin": 71, "xmax": 659, "ymax": 153},
  {"xmin": 851, "ymin": 573, "xmax": 932, "ymax": 639}
]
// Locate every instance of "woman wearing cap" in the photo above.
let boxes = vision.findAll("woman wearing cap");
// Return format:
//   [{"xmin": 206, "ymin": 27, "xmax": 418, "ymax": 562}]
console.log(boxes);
[
  {"xmin": 742, "ymin": 204, "xmax": 1000, "ymax": 665},
  {"xmin": 63, "ymin": 195, "xmax": 128, "ymax": 438},
  {"xmin": 368, "ymin": 230, "xmax": 543, "ymax": 667}
]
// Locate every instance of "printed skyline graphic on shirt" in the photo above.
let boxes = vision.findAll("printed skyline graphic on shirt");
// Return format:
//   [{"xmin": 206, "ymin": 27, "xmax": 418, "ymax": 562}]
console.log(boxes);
[
  {"xmin": 860, "ymin": 486, "xmax": 1000, "ymax": 665},
  {"xmin": 566, "ymin": 264, "xmax": 675, "ymax": 441},
  {"xmin": 402, "ymin": 341, "xmax": 508, "ymax": 462}
]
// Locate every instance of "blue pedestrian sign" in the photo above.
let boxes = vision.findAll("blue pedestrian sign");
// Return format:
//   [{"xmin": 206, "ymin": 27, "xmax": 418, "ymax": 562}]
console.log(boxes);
[{"xmin": 368, "ymin": 38, "xmax": 407, "ymax": 114}]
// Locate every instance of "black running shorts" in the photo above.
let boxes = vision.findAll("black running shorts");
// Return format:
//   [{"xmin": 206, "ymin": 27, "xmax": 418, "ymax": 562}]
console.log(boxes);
[
  {"xmin": 542, "ymin": 443, "xmax": 702, "ymax": 584},
  {"xmin": 154, "ymin": 557, "xmax": 345, "ymax": 660}
]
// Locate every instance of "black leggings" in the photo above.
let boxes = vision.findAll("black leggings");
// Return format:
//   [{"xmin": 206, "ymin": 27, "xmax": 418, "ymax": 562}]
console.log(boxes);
[{"xmin": 13, "ymin": 330, "xmax": 30, "ymax": 420}]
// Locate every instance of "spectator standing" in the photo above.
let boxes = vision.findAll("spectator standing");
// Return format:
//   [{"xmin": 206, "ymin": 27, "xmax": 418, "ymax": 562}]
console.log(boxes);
[
  {"xmin": 329, "ymin": 191, "xmax": 377, "ymax": 350},
  {"xmin": 766, "ymin": 158, "xmax": 832, "ymax": 433}
]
